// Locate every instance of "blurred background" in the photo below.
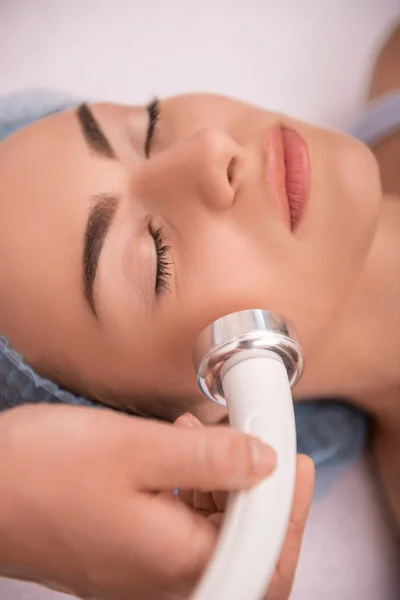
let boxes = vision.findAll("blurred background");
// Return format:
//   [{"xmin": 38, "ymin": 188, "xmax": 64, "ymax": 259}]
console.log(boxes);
[
  {"xmin": 1, "ymin": 0, "xmax": 399, "ymax": 129},
  {"xmin": 0, "ymin": 2, "xmax": 399, "ymax": 599}
]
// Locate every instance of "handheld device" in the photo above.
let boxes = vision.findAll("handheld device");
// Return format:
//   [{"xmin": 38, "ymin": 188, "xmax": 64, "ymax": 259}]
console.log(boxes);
[{"xmin": 191, "ymin": 309, "xmax": 303, "ymax": 600}]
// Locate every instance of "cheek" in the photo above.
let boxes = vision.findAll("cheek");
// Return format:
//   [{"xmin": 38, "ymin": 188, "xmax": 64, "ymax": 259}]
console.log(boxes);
[
  {"xmin": 272, "ymin": 123, "xmax": 382, "ymax": 350},
  {"xmin": 169, "ymin": 233, "xmax": 353, "ymax": 364}
]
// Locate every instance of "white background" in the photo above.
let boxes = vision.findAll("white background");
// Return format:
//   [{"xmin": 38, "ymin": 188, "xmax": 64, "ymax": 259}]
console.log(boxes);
[{"xmin": 1, "ymin": 0, "xmax": 399, "ymax": 128}]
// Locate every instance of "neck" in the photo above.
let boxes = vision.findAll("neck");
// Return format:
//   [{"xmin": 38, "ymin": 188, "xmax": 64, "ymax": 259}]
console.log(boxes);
[{"xmin": 295, "ymin": 195, "xmax": 400, "ymax": 426}]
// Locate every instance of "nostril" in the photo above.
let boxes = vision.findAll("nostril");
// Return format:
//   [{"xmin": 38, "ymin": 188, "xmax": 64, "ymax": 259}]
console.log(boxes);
[{"xmin": 227, "ymin": 157, "xmax": 236, "ymax": 185}]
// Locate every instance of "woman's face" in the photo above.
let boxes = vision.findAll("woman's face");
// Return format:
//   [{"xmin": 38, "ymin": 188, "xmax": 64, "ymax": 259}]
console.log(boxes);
[{"xmin": 0, "ymin": 94, "xmax": 380, "ymax": 421}]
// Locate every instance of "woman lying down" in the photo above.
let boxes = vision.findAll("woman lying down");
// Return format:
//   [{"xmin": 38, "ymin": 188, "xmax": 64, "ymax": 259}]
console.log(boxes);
[{"xmin": 1, "ymin": 23, "xmax": 400, "ymax": 600}]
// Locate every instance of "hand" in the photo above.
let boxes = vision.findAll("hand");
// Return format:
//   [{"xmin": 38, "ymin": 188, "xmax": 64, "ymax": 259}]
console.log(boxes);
[
  {"xmin": 175, "ymin": 413, "xmax": 315, "ymax": 600},
  {"xmin": 0, "ymin": 404, "xmax": 276, "ymax": 600}
]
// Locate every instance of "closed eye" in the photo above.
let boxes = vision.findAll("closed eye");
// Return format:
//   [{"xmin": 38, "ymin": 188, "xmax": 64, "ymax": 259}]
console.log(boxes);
[{"xmin": 149, "ymin": 225, "xmax": 172, "ymax": 295}]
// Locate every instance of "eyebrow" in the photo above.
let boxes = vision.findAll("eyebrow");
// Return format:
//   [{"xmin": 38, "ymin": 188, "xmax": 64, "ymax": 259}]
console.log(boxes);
[
  {"xmin": 75, "ymin": 104, "xmax": 120, "ymax": 316},
  {"xmin": 76, "ymin": 103, "xmax": 116, "ymax": 159},
  {"xmin": 83, "ymin": 193, "xmax": 120, "ymax": 316}
]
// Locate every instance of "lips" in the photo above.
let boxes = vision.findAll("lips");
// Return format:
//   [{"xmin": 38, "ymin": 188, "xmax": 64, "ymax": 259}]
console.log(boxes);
[{"xmin": 265, "ymin": 124, "xmax": 310, "ymax": 232}]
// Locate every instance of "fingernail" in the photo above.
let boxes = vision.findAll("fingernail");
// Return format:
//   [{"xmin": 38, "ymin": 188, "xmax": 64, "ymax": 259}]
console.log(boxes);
[
  {"xmin": 188, "ymin": 413, "xmax": 203, "ymax": 428},
  {"xmin": 250, "ymin": 439, "xmax": 277, "ymax": 476},
  {"xmin": 178, "ymin": 413, "xmax": 198, "ymax": 428},
  {"xmin": 183, "ymin": 412, "xmax": 202, "ymax": 428}
]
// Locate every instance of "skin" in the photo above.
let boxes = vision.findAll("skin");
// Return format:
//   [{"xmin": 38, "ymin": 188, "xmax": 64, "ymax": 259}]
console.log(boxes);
[
  {"xmin": 0, "ymin": 403, "xmax": 313, "ymax": 600},
  {"xmin": 174, "ymin": 413, "xmax": 315, "ymax": 600},
  {"xmin": 365, "ymin": 23, "xmax": 400, "ymax": 528},
  {"xmin": 1, "ymin": 82, "xmax": 399, "ymax": 529},
  {"xmin": 0, "ymin": 93, "xmax": 381, "ymax": 426}
]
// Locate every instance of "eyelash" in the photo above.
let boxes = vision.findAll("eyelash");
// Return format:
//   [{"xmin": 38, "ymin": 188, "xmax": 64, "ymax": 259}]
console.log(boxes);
[
  {"xmin": 145, "ymin": 99, "xmax": 171, "ymax": 295},
  {"xmin": 145, "ymin": 98, "xmax": 160, "ymax": 157},
  {"xmin": 150, "ymin": 225, "xmax": 172, "ymax": 295}
]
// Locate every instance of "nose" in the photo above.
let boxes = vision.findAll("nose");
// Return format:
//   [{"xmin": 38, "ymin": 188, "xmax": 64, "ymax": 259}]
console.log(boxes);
[{"xmin": 135, "ymin": 127, "xmax": 241, "ymax": 213}]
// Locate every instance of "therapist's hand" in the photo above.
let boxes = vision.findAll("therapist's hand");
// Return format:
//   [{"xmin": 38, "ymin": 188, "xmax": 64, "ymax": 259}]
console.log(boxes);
[
  {"xmin": 0, "ymin": 404, "xmax": 276, "ymax": 600},
  {"xmin": 175, "ymin": 413, "xmax": 315, "ymax": 600}
]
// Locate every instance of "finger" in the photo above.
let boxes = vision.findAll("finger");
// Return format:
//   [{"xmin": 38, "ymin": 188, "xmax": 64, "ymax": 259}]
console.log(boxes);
[
  {"xmin": 176, "ymin": 417, "xmax": 229, "ymax": 513},
  {"xmin": 211, "ymin": 490, "xmax": 228, "ymax": 513},
  {"xmin": 176, "ymin": 488, "xmax": 194, "ymax": 509},
  {"xmin": 131, "ymin": 418, "xmax": 277, "ymax": 492},
  {"xmin": 191, "ymin": 489, "xmax": 217, "ymax": 517},
  {"xmin": 207, "ymin": 512, "xmax": 224, "ymax": 529},
  {"xmin": 266, "ymin": 455, "xmax": 315, "ymax": 600},
  {"xmin": 174, "ymin": 414, "xmax": 198, "ymax": 508},
  {"xmin": 175, "ymin": 414, "xmax": 222, "ymax": 518},
  {"xmin": 175, "ymin": 412, "xmax": 202, "ymax": 429}
]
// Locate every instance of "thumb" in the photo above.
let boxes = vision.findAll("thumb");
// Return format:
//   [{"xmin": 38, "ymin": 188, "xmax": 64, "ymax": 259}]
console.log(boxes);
[{"xmin": 131, "ymin": 418, "xmax": 276, "ymax": 492}]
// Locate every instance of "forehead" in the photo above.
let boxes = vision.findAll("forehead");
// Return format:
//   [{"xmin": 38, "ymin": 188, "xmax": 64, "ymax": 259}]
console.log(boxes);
[
  {"xmin": 0, "ymin": 113, "xmax": 82, "ymax": 302},
  {"xmin": 0, "ymin": 110, "xmax": 84, "ymax": 210},
  {"xmin": 0, "ymin": 110, "xmax": 116, "ymax": 339},
  {"xmin": 0, "ymin": 109, "xmax": 123, "ymax": 220}
]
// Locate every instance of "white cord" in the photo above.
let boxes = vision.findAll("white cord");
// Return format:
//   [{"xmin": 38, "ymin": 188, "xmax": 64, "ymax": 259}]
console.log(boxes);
[{"xmin": 191, "ymin": 350, "xmax": 296, "ymax": 600}]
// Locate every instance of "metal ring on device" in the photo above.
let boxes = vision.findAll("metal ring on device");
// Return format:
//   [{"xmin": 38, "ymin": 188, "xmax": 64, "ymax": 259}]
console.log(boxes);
[{"xmin": 193, "ymin": 309, "xmax": 303, "ymax": 406}]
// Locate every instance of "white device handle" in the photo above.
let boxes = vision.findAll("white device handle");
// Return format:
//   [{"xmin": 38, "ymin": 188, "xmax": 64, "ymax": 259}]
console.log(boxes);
[{"xmin": 191, "ymin": 350, "xmax": 297, "ymax": 600}]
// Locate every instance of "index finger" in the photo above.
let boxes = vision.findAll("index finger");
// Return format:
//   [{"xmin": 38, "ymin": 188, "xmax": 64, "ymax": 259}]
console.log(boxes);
[{"xmin": 129, "ymin": 418, "xmax": 277, "ymax": 492}]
